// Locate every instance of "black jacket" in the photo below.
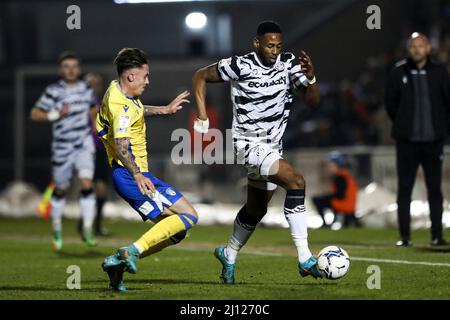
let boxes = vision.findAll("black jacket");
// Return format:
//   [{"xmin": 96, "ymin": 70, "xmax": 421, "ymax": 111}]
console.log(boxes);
[{"xmin": 385, "ymin": 58, "xmax": 450, "ymax": 141}]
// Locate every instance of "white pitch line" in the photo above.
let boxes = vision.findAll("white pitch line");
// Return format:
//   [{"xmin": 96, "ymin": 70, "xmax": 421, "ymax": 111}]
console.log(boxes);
[
  {"xmin": 177, "ymin": 246, "xmax": 450, "ymax": 267},
  {"xmin": 351, "ymin": 257, "xmax": 450, "ymax": 267},
  {"xmin": 248, "ymin": 251, "xmax": 450, "ymax": 268}
]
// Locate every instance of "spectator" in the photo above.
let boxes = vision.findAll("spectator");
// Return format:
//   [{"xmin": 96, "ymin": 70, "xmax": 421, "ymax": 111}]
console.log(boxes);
[
  {"xmin": 385, "ymin": 32, "xmax": 450, "ymax": 247},
  {"xmin": 312, "ymin": 151, "xmax": 360, "ymax": 229}
]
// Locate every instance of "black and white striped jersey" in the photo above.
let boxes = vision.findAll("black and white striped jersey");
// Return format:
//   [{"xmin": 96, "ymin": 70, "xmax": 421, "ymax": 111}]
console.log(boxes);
[
  {"xmin": 35, "ymin": 80, "xmax": 96, "ymax": 166},
  {"xmin": 217, "ymin": 51, "xmax": 309, "ymax": 149}
]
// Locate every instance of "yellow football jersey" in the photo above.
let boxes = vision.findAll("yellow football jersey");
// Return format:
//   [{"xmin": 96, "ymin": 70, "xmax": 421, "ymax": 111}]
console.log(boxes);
[{"xmin": 96, "ymin": 80, "xmax": 148, "ymax": 172}]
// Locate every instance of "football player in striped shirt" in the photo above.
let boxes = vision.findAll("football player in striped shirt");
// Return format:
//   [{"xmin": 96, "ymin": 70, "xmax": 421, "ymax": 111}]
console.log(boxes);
[
  {"xmin": 193, "ymin": 21, "xmax": 322, "ymax": 283},
  {"xmin": 31, "ymin": 51, "xmax": 98, "ymax": 250}
]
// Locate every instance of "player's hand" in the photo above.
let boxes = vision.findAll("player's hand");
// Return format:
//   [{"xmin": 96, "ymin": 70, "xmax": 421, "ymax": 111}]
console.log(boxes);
[
  {"xmin": 47, "ymin": 103, "xmax": 70, "ymax": 122},
  {"xmin": 166, "ymin": 90, "xmax": 190, "ymax": 114},
  {"xmin": 193, "ymin": 117, "xmax": 209, "ymax": 133},
  {"xmin": 133, "ymin": 173, "xmax": 156, "ymax": 196},
  {"xmin": 60, "ymin": 103, "xmax": 70, "ymax": 118},
  {"xmin": 299, "ymin": 50, "xmax": 315, "ymax": 81}
]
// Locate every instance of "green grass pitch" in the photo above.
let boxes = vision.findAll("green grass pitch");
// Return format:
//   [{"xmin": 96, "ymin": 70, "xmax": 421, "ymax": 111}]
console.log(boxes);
[{"xmin": 0, "ymin": 217, "xmax": 449, "ymax": 300}]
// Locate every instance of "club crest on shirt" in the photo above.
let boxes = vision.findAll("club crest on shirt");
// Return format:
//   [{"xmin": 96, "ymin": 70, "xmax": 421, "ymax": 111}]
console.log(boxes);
[
  {"xmin": 402, "ymin": 76, "xmax": 408, "ymax": 84},
  {"xmin": 118, "ymin": 115, "xmax": 130, "ymax": 128},
  {"xmin": 219, "ymin": 58, "xmax": 232, "ymax": 67},
  {"xmin": 166, "ymin": 188, "xmax": 176, "ymax": 196},
  {"xmin": 276, "ymin": 62, "xmax": 285, "ymax": 71}
]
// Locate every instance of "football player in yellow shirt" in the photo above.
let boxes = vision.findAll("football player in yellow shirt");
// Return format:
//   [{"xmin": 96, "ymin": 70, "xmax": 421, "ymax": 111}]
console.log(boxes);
[{"xmin": 98, "ymin": 48, "xmax": 198, "ymax": 292}]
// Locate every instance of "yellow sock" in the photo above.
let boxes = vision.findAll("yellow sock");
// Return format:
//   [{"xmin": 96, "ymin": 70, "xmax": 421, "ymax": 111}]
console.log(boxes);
[
  {"xmin": 139, "ymin": 230, "xmax": 187, "ymax": 258},
  {"xmin": 139, "ymin": 238, "xmax": 175, "ymax": 258},
  {"xmin": 135, "ymin": 213, "xmax": 197, "ymax": 254}
]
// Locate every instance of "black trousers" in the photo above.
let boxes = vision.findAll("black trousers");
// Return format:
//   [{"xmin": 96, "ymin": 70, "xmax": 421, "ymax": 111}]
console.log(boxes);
[{"xmin": 395, "ymin": 139, "xmax": 444, "ymax": 240}]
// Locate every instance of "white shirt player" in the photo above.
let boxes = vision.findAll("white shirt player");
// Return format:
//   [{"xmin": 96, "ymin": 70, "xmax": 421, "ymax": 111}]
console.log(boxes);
[
  {"xmin": 217, "ymin": 51, "xmax": 309, "ymax": 148},
  {"xmin": 35, "ymin": 80, "xmax": 96, "ymax": 166}
]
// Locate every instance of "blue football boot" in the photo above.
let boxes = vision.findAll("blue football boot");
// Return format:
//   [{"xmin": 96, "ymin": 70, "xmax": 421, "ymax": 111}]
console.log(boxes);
[
  {"xmin": 298, "ymin": 256, "xmax": 323, "ymax": 279},
  {"xmin": 102, "ymin": 254, "xmax": 126, "ymax": 292},
  {"xmin": 214, "ymin": 246, "xmax": 236, "ymax": 284},
  {"xmin": 117, "ymin": 245, "xmax": 139, "ymax": 274}
]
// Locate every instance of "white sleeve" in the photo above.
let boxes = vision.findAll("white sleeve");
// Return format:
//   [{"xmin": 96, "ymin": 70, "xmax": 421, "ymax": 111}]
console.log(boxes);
[
  {"xmin": 288, "ymin": 55, "xmax": 309, "ymax": 88},
  {"xmin": 35, "ymin": 86, "xmax": 57, "ymax": 111},
  {"xmin": 217, "ymin": 56, "xmax": 242, "ymax": 81}
]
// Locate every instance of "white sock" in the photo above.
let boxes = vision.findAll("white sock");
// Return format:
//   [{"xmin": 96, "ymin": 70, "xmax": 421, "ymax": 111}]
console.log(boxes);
[
  {"xmin": 225, "ymin": 214, "xmax": 256, "ymax": 264},
  {"xmin": 80, "ymin": 192, "xmax": 96, "ymax": 232},
  {"xmin": 284, "ymin": 190, "xmax": 313, "ymax": 264},
  {"xmin": 50, "ymin": 197, "xmax": 66, "ymax": 232},
  {"xmin": 133, "ymin": 242, "xmax": 144, "ymax": 254},
  {"xmin": 285, "ymin": 207, "xmax": 312, "ymax": 263}
]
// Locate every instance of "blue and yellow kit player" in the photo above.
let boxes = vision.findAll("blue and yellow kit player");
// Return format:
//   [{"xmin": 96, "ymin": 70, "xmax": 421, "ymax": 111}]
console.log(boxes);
[{"xmin": 98, "ymin": 48, "xmax": 197, "ymax": 292}]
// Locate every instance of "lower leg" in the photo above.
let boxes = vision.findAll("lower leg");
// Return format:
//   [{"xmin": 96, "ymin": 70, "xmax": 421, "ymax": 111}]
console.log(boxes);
[
  {"xmin": 284, "ymin": 188, "xmax": 312, "ymax": 263},
  {"xmin": 139, "ymin": 230, "xmax": 187, "ymax": 258},
  {"xmin": 429, "ymin": 193, "xmax": 443, "ymax": 240},
  {"xmin": 422, "ymin": 143, "xmax": 444, "ymax": 240},
  {"xmin": 118, "ymin": 211, "xmax": 197, "ymax": 274},
  {"xmin": 269, "ymin": 160, "xmax": 313, "ymax": 264},
  {"xmin": 80, "ymin": 188, "xmax": 96, "ymax": 233},
  {"xmin": 223, "ymin": 186, "xmax": 274, "ymax": 264},
  {"xmin": 132, "ymin": 198, "xmax": 198, "ymax": 259},
  {"xmin": 94, "ymin": 180, "xmax": 108, "ymax": 234},
  {"xmin": 134, "ymin": 212, "xmax": 197, "ymax": 255},
  {"xmin": 312, "ymin": 195, "xmax": 332, "ymax": 226},
  {"xmin": 94, "ymin": 196, "xmax": 106, "ymax": 234},
  {"xmin": 51, "ymin": 188, "xmax": 66, "ymax": 233},
  {"xmin": 50, "ymin": 188, "xmax": 66, "ymax": 249},
  {"xmin": 342, "ymin": 214, "xmax": 352, "ymax": 228},
  {"xmin": 396, "ymin": 141, "xmax": 419, "ymax": 241},
  {"xmin": 397, "ymin": 194, "xmax": 412, "ymax": 240},
  {"xmin": 224, "ymin": 205, "xmax": 261, "ymax": 264}
]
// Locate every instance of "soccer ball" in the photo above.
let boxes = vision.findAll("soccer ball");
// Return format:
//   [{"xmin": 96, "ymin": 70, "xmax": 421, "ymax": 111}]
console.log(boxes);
[{"xmin": 317, "ymin": 246, "xmax": 350, "ymax": 279}]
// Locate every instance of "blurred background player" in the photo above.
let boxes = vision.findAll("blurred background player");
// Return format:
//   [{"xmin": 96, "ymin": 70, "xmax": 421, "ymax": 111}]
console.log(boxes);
[
  {"xmin": 30, "ymin": 51, "xmax": 98, "ymax": 250},
  {"xmin": 193, "ymin": 21, "xmax": 322, "ymax": 284},
  {"xmin": 77, "ymin": 72, "xmax": 110, "ymax": 237},
  {"xmin": 385, "ymin": 33, "xmax": 450, "ymax": 247},
  {"xmin": 98, "ymin": 48, "xmax": 197, "ymax": 292},
  {"xmin": 312, "ymin": 151, "xmax": 360, "ymax": 230}
]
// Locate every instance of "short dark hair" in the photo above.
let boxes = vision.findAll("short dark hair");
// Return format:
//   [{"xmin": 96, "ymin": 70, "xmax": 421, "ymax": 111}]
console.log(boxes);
[
  {"xmin": 57, "ymin": 51, "xmax": 80, "ymax": 65},
  {"xmin": 256, "ymin": 21, "xmax": 282, "ymax": 37},
  {"xmin": 114, "ymin": 48, "xmax": 148, "ymax": 76}
]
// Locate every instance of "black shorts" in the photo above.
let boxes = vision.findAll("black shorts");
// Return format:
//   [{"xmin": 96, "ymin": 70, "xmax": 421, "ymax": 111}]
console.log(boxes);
[{"xmin": 94, "ymin": 147, "xmax": 110, "ymax": 181}]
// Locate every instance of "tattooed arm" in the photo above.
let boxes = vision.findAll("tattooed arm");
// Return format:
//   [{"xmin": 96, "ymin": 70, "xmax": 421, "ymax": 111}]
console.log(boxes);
[
  {"xmin": 114, "ymin": 137, "xmax": 155, "ymax": 195},
  {"xmin": 143, "ymin": 91, "xmax": 190, "ymax": 117},
  {"xmin": 143, "ymin": 105, "xmax": 171, "ymax": 117}
]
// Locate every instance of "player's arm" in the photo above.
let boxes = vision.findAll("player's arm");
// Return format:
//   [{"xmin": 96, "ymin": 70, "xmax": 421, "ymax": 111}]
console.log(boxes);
[
  {"xmin": 88, "ymin": 105, "xmax": 99, "ymax": 133},
  {"xmin": 297, "ymin": 51, "xmax": 320, "ymax": 107},
  {"xmin": 384, "ymin": 68, "xmax": 400, "ymax": 121},
  {"xmin": 30, "ymin": 103, "xmax": 70, "ymax": 122},
  {"xmin": 111, "ymin": 103, "xmax": 156, "ymax": 195},
  {"xmin": 88, "ymin": 88, "xmax": 100, "ymax": 132},
  {"xmin": 114, "ymin": 137, "xmax": 156, "ymax": 195},
  {"xmin": 143, "ymin": 90, "xmax": 190, "ymax": 117},
  {"xmin": 192, "ymin": 63, "xmax": 223, "ymax": 132}
]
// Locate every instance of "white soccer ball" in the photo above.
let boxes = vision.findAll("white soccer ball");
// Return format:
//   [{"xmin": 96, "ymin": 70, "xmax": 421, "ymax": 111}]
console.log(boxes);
[{"xmin": 317, "ymin": 246, "xmax": 350, "ymax": 279}]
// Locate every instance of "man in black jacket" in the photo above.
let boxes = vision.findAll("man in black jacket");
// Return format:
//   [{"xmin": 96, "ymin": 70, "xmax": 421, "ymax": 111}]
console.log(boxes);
[{"xmin": 385, "ymin": 32, "xmax": 449, "ymax": 247}]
